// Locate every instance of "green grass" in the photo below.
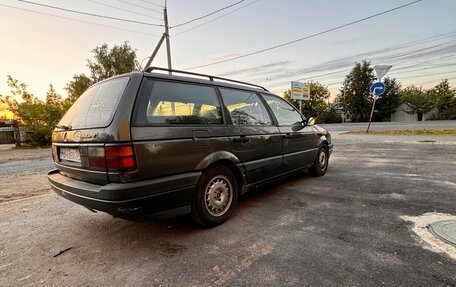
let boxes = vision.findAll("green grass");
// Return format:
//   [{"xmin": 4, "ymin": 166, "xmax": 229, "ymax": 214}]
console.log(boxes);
[{"xmin": 348, "ymin": 129, "xmax": 456, "ymax": 136}]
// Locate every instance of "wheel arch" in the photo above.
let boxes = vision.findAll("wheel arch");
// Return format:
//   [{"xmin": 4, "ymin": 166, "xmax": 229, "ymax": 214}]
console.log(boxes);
[
  {"xmin": 317, "ymin": 135, "xmax": 330, "ymax": 148},
  {"xmin": 195, "ymin": 151, "xmax": 246, "ymax": 194}
]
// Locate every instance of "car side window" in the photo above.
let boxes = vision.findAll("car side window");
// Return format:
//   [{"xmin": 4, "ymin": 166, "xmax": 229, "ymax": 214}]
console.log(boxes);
[
  {"xmin": 135, "ymin": 80, "xmax": 223, "ymax": 125},
  {"xmin": 261, "ymin": 94, "xmax": 303, "ymax": 126},
  {"xmin": 219, "ymin": 88, "xmax": 272, "ymax": 126}
]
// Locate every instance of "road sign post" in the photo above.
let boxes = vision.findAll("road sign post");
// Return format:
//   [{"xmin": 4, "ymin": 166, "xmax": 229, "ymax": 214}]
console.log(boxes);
[
  {"xmin": 366, "ymin": 65, "xmax": 392, "ymax": 133},
  {"xmin": 291, "ymin": 81, "xmax": 310, "ymax": 113},
  {"xmin": 366, "ymin": 81, "xmax": 387, "ymax": 134}
]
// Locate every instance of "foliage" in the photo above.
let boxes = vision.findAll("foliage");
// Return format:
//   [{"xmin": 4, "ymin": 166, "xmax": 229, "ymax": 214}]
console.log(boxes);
[
  {"xmin": 374, "ymin": 77, "xmax": 401, "ymax": 121},
  {"xmin": 283, "ymin": 81, "xmax": 329, "ymax": 121},
  {"xmin": 341, "ymin": 60, "xmax": 376, "ymax": 122},
  {"xmin": 88, "ymin": 42, "xmax": 140, "ymax": 82},
  {"xmin": 0, "ymin": 42, "xmax": 139, "ymax": 146},
  {"xmin": 427, "ymin": 79, "xmax": 456, "ymax": 120},
  {"xmin": 64, "ymin": 73, "xmax": 92, "ymax": 110},
  {"xmin": 0, "ymin": 76, "xmax": 64, "ymax": 146},
  {"xmin": 65, "ymin": 42, "xmax": 140, "ymax": 107},
  {"xmin": 323, "ymin": 106, "xmax": 342, "ymax": 123}
]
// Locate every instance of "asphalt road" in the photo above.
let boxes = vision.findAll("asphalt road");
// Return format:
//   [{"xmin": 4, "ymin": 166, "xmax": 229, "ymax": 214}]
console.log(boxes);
[
  {"xmin": 320, "ymin": 120, "xmax": 456, "ymax": 134},
  {"xmin": 1, "ymin": 134, "xmax": 455, "ymax": 286}
]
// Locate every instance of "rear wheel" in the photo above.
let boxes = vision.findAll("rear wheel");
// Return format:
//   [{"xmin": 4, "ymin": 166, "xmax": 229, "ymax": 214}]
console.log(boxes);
[
  {"xmin": 191, "ymin": 165, "xmax": 238, "ymax": 227},
  {"xmin": 310, "ymin": 145, "xmax": 329, "ymax": 177}
]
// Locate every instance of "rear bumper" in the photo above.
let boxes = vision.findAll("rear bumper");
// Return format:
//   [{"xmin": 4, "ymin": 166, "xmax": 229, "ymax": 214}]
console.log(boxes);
[{"xmin": 48, "ymin": 169, "xmax": 200, "ymax": 215}]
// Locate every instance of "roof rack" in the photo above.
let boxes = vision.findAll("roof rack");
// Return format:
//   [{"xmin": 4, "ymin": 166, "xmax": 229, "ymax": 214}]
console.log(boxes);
[{"xmin": 144, "ymin": 66, "xmax": 269, "ymax": 92}]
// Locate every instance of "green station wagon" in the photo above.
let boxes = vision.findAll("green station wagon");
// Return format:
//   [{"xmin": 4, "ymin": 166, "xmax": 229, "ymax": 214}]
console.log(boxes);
[{"xmin": 48, "ymin": 67, "xmax": 333, "ymax": 226}]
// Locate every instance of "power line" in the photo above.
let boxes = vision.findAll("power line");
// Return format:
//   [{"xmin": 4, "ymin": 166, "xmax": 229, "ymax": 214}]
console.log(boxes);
[
  {"xmin": 251, "ymin": 31, "xmax": 456, "ymax": 87},
  {"xmin": 171, "ymin": 0, "xmax": 246, "ymax": 29},
  {"xmin": 87, "ymin": 0, "xmax": 162, "ymax": 20},
  {"xmin": 136, "ymin": 0, "xmax": 164, "ymax": 8},
  {"xmin": 1, "ymin": 3, "xmax": 160, "ymax": 37},
  {"xmin": 270, "ymin": 62, "xmax": 456, "ymax": 92},
  {"xmin": 185, "ymin": 0, "xmax": 423, "ymax": 70},
  {"xmin": 173, "ymin": 0, "xmax": 261, "ymax": 37},
  {"xmin": 396, "ymin": 69, "xmax": 456, "ymax": 80},
  {"xmin": 17, "ymin": 0, "xmax": 163, "ymax": 26},
  {"xmin": 115, "ymin": 0, "xmax": 163, "ymax": 14}
]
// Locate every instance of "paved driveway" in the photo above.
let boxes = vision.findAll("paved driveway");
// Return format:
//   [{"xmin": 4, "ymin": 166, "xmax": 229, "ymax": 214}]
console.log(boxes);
[{"xmin": 0, "ymin": 134, "xmax": 455, "ymax": 286}]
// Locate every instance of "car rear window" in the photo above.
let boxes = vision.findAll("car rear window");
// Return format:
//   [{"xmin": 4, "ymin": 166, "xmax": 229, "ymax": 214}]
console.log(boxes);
[
  {"xmin": 133, "ymin": 79, "xmax": 223, "ymax": 125},
  {"xmin": 58, "ymin": 77, "xmax": 129, "ymax": 129}
]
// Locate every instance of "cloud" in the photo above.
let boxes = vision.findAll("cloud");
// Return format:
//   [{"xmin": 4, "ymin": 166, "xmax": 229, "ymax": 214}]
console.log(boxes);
[{"xmin": 217, "ymin": 60, "xmax": 293, "ymax": 78}]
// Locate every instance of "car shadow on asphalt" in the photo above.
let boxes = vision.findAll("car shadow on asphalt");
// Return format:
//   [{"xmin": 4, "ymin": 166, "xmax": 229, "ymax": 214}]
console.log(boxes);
[
  {"xmin": 67, "ymin": 170, "xmax": 315, "ymax": 247},
  {"xmin": 119, "ymin": 170, "xmax": 313, "ymax": 228}
]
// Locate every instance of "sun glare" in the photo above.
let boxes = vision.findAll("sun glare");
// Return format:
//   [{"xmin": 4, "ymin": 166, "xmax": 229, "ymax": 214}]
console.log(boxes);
[{"xmin": 0, "ymin": 103, "xmax": 14, "ymax": 119}]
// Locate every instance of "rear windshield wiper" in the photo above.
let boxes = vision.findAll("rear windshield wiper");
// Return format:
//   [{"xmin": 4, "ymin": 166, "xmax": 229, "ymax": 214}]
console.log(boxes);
[{"xmin": 56, "ymin": 124, "xmax": 72, "ymax": 130}]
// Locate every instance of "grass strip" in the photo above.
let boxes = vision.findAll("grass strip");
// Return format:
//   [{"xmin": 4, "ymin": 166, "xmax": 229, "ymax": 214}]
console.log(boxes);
[{"xmin": 348, "ymin": 129, "xmax": 456, "ymax": 136}]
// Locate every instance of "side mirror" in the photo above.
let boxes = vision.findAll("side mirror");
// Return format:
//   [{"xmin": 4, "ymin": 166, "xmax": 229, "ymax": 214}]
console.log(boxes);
[
  {"xmin": 291, "ymin": 121, "xmax": 305, "ymax": 132},
  {"xmin": 305, "ymin": 117, "xmax": 316, "ymax": 126}
]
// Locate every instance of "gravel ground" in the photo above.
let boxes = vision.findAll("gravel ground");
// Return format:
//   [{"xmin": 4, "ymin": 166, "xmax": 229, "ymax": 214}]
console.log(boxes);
[
  {"xmin": 0, "ymin": 134, "xmax": 455, "ymax": 286},
  {"xmin": 0, "ymin": 145, "xmax": 53, "ymax": 202}
]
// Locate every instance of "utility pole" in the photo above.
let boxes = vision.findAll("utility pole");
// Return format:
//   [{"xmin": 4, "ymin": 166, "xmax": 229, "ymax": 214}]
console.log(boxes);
[
  {"xmin": 164, "ymin": 0, "xmax": 172, "ymax": 74},
  {"xmin": 142, "ymin": 1, "xmax": 173, "ymax": 73}
]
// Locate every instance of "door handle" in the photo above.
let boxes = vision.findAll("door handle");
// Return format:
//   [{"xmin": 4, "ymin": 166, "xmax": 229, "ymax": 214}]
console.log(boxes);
[
  {"xmin": 192, "ymin": 130, "xmax": 210, "ymax": 146},
  {"xmin": 232, "ymin": 136, "xmax": 250, "ymax": 143},
  {"xmin": 282, "ymin": 133, "xmax": 291, "ymax": 139}
]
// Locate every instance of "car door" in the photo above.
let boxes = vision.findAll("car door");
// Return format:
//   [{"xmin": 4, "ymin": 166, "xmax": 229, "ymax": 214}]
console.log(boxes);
[
  {"xmin": 261, "ymin": 94, "xmax": 318, "ymax": 172},
  {"xmin": 219, "ymin": 88, "xmax": 282, "ymax": 184},
  {"xmin": 131, "ymin": 79, "xmax": 229, "ymax": 179}
]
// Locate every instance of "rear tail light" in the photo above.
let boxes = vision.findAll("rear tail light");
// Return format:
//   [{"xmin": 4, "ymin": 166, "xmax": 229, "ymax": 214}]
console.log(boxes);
[
  {"xmin": 105, "ymin": 146, "xmax": 136, "ymax": 170},
  {"xmin": 88, "ymin": 145, "xmax": 136, "ymax": 172}
]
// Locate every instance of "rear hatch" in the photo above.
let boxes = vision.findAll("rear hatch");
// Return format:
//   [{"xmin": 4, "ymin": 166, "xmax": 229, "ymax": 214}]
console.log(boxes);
[{"xmin": 52, "ymin": 76, "xmax": 136, "ymax": 185}]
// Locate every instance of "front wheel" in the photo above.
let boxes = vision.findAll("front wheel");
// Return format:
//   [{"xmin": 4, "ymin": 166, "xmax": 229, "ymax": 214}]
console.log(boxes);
[
  {"xmin": 191, "ymin": 165, "xmax": 238, "ymax": 227},
  {"xmin": 310, "ymin": 145, "xmax": 329, "ymax": 177}
]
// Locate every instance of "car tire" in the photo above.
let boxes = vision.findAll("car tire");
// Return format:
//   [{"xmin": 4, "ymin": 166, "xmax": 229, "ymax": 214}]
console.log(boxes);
[
  {"xmin": 190, "ymin": 165, "xmax": 238, "ymax": 227},
  {"xmin": 310, "ymin": 145, "xmax": 329, "ymax": 177}
]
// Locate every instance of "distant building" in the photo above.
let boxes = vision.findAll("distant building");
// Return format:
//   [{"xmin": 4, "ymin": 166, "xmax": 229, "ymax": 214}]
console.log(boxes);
[
  {"xmin": 390, "ymin": 103, "xmax": 436, "ymax": 122},
  {"xmin": 329, "ymin": 102, "xmax": 351, "ymax": 122},
  {"xmin": 0, "ymin": 120, "xmax": 18, "ymax": 144}
]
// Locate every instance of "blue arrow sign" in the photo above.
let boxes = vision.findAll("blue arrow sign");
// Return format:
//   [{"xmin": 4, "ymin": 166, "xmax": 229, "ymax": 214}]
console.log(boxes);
[{"xmin": 370, "ymin": 82, "xmax": 386, "ymax": 97}]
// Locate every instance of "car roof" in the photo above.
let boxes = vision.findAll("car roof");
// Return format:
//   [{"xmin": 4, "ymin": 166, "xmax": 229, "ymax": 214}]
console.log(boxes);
[{"xmin": 137, "ymin": 66, "xmax": 270, "ymax": 94}]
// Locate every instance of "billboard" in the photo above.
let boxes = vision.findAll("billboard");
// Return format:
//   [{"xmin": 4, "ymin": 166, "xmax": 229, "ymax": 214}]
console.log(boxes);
[{"xmin": 291, "ymin": 81, "xmax": 310, "ymax": 100}]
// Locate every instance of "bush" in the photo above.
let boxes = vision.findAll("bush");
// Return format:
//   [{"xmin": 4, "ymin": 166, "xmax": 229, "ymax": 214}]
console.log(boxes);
[
  {"xmin": 322, "ymin": 108, "xmax": 342, "ymax": 123},
  {"xmin": 0, "ymin": 76, "xmax": 64, "ymax": 147}
]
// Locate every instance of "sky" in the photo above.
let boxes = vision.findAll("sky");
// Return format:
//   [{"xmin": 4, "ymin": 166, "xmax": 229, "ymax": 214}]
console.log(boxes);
[{"xmin": 1, "ymin": 0, "xmax": 456, "ymax": 104}]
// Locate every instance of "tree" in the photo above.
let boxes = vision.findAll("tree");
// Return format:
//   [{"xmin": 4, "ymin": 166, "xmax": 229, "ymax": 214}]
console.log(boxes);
[
  {"xmin": 427, "ymin": 79, "xmax": 456, "ymax": 120},
  {"xmin": 324, "ymin": 106, "xmax": 343, "ymax": 123},
  {"xmin": 374, "ymin": 77, "xmax": 401, "ymax": 121},
  {"xmin": 64, "ymin": 73, "xmax": 92, "ymax": 109},
  {"xmin": 45, "ymin": 84, "xmax": 64, "ymax": 131},
  {"xmin": 400, "ymin": 85, "xmax": 431, "ymax": 121},
  {"xmin": 1, "ymin": 76, "xmax": 64, "ymax": 146},
  {"xmin": 283, "ymin": 81, "xmax": 329, "ymax": 121},
  {"xmin": 64, "ymin": 42, "xmax": 140, "ymax": 107},
  {"xmin": 88, "ymin": 42, "xmax": 140, "ymax": 82},
  {"xmin": 341, "ymin": 61, "xmax": 376, "ymax": 122}
]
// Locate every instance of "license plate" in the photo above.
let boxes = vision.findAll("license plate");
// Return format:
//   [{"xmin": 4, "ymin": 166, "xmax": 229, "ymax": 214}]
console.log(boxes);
[{"xmin": 60, "ymin": 148, "xmax": 81, "ymax": 163}]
